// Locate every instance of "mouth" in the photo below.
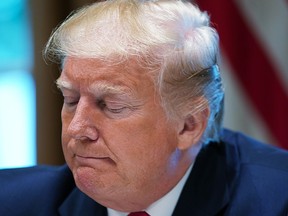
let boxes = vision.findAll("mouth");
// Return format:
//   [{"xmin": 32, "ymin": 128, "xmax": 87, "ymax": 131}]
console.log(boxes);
[
  {"xmin": 74, "ymin": 154, "xmax": 115, "ymax": 167},
  {"xmin": 75, "ymin": 154, "xmax": 108, "ymax": 159}
]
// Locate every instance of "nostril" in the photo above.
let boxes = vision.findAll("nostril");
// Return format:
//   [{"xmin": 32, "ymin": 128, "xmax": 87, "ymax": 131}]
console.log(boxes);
[
  {"xmin": 74, "ymin": 136, "xmax": 93, "ymax": 145},
  {"xmin": 72, "ymin": 127, "xmax": 99, "ymax": 142},
  {"xmin": 76, "ymin": 136, "xmax": 90, "ymax": 141}
]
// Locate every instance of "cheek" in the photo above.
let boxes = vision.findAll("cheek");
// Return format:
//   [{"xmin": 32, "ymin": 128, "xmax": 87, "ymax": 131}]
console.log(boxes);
[
  {"xmin": 105, "ymin": 117, "xmax": 178, "ymax": 172},
  {"xmin": 61, "ymin": 108, "xmax": 74, "ymax": 138},
  {"xmin": 61, "ymin": 111, "xmax": 73, "ymax": 159}
]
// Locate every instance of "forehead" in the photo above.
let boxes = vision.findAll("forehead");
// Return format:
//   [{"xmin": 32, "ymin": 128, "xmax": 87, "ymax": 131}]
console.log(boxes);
[{"xmin": 58, "ymin": 57, "xmax": 156, "ymax": 93}]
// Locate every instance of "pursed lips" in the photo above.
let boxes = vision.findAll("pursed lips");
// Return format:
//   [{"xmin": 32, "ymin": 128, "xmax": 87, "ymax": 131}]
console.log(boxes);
[
  {"xmin": 74, "ymin": 154, "xmax": 115, "ymax": 167},
  {"xmin": 75, "ymin": 154, "xmax": 108, "ymax": 159}
]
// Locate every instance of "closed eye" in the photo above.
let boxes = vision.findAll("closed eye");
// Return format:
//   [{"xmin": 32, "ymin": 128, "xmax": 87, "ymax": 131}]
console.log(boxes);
[
  {"xmin": 97, "ymin": 99, "xmax": 129, "ymax": 114},
  {"xmin": 106, "ymin": 107, "xmax": 127, "ymax": 114},
  {"xmin": 63, "ymin": 97, "xmax": 79, "ymax": 107}
]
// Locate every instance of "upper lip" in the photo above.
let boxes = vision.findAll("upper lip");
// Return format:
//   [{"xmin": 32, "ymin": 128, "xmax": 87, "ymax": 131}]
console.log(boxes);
[{"xmin": 75, "ymin": 154, "xmax": 109, "ymax": 159}]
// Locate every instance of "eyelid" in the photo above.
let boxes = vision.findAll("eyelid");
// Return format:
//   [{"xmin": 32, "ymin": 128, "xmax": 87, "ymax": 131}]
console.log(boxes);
[
  {"xmin": 63, "ymin": 96, "xmax": 79, "ymax": 107},
  {"xmin": 104, "ymin": 99, "xmax": 136, "ymax": 109},
  {"xmin": 106, "ymin": 107, "xmax": 127, "ymax": 114},
  {"xmin": 63, "ymin": 96, "xmax": 78, "ymax": 102},
  {"xmin": 98, "ymin": 99, "xmax": 136, "ymax": 115}
]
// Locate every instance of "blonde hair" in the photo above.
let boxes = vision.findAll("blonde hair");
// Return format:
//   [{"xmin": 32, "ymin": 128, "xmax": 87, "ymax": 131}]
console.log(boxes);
[{"xmin": 44, "ymin": 0, "xmax": 224, "ymax": 143}]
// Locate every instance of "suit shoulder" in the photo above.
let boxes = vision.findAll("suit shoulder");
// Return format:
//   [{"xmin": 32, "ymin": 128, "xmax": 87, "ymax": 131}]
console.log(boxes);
[
  {"xmin": 220, "ymin": 129, "xmax": 288, "ymax": 214},
  {"xmin": 221, "ymin": 128, "xmax": 288, "ymax": 172},
  {"xmin": 0, "ymin": 164, "xmax": 74, "ymax": 190},
  {"xmin": 0, "ymin": 165, "xmax": 75, "ymax": 215}
]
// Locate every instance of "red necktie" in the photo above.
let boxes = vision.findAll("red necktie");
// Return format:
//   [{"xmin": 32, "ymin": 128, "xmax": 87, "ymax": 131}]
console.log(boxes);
[{"xmin": 128, "ymin": 211, "xmax": 150, "ymax": 216}]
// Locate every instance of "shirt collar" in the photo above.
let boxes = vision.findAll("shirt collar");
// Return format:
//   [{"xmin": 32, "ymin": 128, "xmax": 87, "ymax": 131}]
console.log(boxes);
[{"xmin": 108, "ymin": 164, "xmax": 193, "ymax": 216}]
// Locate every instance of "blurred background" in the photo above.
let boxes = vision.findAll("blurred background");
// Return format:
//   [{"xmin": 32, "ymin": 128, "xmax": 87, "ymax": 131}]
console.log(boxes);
[{"xmin": 0, "ymin": 0, "xmax": 287, "ymax": 168}]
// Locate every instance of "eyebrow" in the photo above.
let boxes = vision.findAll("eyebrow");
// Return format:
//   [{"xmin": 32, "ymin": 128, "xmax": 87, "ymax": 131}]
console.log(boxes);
[
  {"xmin": 56, "ymin": 79, "xmax": 73, "ymax": 90},
  {"xmin": 56, "ymin": 78, "xmax": 132, "ymax": 97},
  {"xmin": 88, "ymin": 82, "xmax": 131, "ymax": 97}
]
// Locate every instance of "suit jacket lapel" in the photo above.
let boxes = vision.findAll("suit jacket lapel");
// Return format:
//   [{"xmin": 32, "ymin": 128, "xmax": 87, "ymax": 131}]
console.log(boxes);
[
  {"xmin": 58, "ymin": 187, "xmax": 107, "ymax": 216},
  {"xmin": 172, "ymin": 140, "xmax": 240, "ymax": 216}
]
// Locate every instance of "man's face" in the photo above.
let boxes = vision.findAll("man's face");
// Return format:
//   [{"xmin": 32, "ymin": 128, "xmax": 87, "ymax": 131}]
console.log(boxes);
[{"xmin": 58, "ymin": 57, "xmax": 186, "ymax": 211}]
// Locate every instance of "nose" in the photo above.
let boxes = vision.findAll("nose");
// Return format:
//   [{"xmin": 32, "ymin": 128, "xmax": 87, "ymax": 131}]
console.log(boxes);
[{"xmin": 66, "ymin": 99, "xmax": 99, "ymax": 142}]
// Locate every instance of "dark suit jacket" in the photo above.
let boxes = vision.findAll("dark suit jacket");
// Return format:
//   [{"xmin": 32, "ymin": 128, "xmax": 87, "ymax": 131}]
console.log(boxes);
[{"xmin": 1, "ymin": 129, "xmax": 288, "ymax": 216}]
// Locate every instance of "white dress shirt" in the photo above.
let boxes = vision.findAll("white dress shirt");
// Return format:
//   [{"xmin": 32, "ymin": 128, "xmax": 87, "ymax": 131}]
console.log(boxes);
[{"xmin": 108, "ymin": 165, "xmax": 193, "ymax": 216}]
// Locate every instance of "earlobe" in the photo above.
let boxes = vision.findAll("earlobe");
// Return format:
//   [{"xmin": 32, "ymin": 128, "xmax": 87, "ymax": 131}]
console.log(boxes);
[{"xmin": 177, "ymin": 108, "xmax": 209, "ymax": 150}]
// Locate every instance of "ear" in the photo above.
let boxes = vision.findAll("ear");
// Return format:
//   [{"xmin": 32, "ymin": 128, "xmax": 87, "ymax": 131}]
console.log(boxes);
[{"xmin": 177, "ymin": 106, "xmax": 210, "ymax": 151}]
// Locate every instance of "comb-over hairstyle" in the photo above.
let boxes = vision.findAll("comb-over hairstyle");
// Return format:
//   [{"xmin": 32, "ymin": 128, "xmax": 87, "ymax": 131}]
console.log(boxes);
[{"xmin": 44, "ymin": 0, "xmax": 224, "ymax": 143}]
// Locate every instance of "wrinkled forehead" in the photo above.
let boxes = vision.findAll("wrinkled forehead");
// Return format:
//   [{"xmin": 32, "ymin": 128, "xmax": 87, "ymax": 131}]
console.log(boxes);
[
  {"xmin": 61, "ymin": 56, "xmax": 159, "ymax": 79},
  {"xmin": 58, "ymin": 57, "xmax": 159, "ymax": 92}
]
